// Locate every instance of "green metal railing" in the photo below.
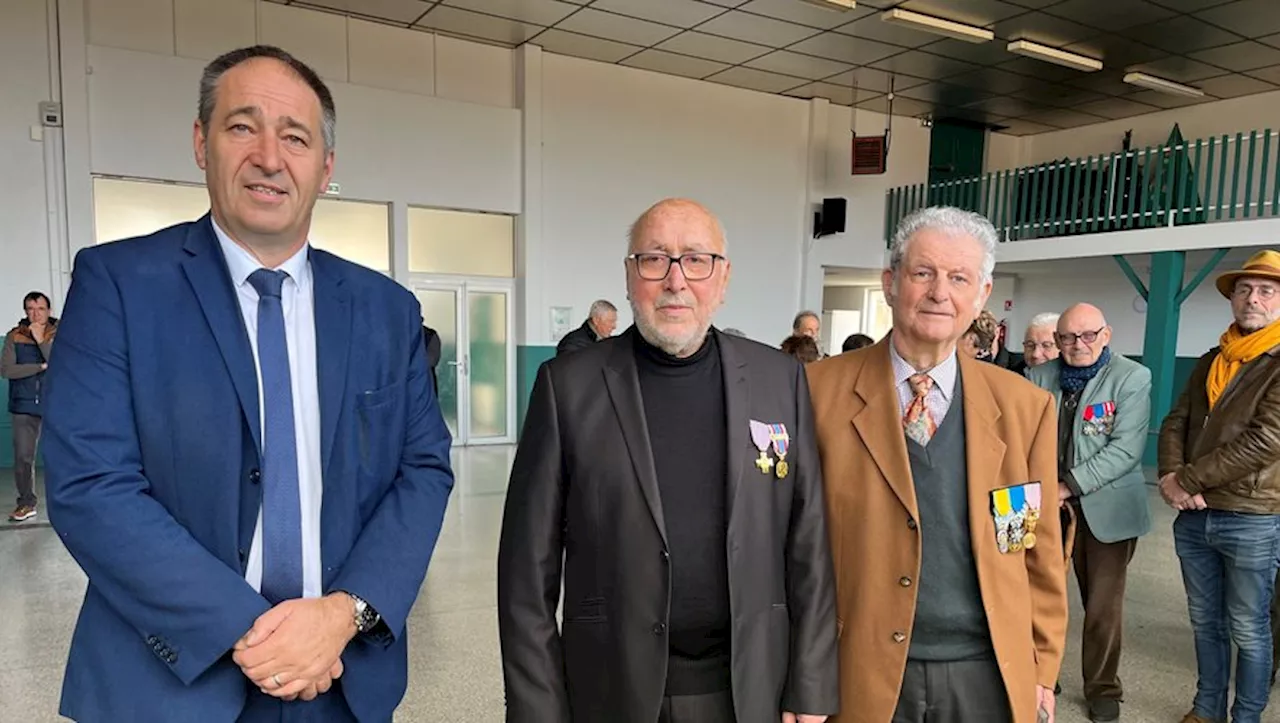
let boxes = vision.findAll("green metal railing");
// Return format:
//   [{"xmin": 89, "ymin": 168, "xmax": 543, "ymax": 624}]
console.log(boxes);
[{"xmin": 885, "ymin": 128, "xmax": 1280, "ymax": 245}]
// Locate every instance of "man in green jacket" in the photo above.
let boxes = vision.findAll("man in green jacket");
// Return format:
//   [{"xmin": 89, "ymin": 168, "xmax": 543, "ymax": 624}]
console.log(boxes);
[{"xmin": 1028, "ymin": 302, "xmax": 1151, "ymax": 723}]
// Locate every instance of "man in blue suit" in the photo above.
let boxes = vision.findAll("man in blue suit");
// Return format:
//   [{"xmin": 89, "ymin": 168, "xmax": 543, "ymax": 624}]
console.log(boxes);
[{"xmin": 41, "ymin": 44, "xmax": 454, "ymax": 722}]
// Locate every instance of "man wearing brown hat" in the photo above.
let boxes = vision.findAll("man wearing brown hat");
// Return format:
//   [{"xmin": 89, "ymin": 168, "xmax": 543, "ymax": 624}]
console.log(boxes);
[{"xmin": 1158, "ymin": 249, "xmax": 1280, "ymax": 723}]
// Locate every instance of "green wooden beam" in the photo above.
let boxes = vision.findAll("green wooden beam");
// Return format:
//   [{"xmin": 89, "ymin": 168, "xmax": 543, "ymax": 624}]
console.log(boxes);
[
  {"xmin": 1175, "ymin": 248, "xmax": 1230, "ymax": 305},
  {"xmin": 1142, "ymin": 251, "xmax": 1187, "ymax": 466},
  {"xmin": 1114, "ymin": 255, "xmax": 1149, "ymax": 300}
]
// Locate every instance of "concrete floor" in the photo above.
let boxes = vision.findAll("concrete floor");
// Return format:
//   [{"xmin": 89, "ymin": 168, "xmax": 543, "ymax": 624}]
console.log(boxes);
[{"xmin": 0, "ymin": 448, "xmax": 1274, "ymax": 722}]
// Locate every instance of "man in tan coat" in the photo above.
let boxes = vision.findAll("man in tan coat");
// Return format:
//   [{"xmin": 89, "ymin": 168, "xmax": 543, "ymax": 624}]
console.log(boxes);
[{"xmin": 807, "ymin": 206, "xmax": 1068, "ymax": 723}]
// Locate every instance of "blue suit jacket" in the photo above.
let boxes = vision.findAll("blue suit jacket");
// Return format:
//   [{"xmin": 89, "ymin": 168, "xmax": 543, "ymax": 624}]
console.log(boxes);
[{"xmin": 42, "ymin": 215, "xmax": 455, "ymax": 722}]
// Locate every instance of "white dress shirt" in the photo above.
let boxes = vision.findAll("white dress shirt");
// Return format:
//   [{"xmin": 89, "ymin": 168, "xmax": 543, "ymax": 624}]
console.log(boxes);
[
  {"xmin": 212, "ymin": 219, "xmax": 324, "ymax": 599},
  {"xmin": 888, "ymin": 338, "xmax": 958, "ymax": 425}
]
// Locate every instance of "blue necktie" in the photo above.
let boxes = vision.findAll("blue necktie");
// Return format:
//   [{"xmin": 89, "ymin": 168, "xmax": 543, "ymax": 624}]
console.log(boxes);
[{"xmin": 248, "ymin": 269, "xmax": 303, "ymax": 604}]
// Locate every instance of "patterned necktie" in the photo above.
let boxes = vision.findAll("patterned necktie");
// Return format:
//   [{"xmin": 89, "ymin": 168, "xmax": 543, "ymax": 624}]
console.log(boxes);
[
  {"xmin": 903, "ymin": 373, "xmax": 937, "ymax": 447},
  {"xmin": 248, "ymin": 268, "xmax": 303, "ymax": 604}
]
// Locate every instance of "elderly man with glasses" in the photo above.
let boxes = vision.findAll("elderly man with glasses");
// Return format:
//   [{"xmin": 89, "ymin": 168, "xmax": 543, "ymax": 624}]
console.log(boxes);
[
  {"xmin": 1013, "ymin": 312, "xmax": 1061, "ymax": 376},
  {"xmin": 1027, "ymin": 303, "xmax": 1152, "ymax": 723},
  {"xmin": 498, "ymin": 198, "xmax": 838, "ymax": 723},
  {"xmin": 1159, "ymin": 250, "xmax": 1280, "ymax": 723}
]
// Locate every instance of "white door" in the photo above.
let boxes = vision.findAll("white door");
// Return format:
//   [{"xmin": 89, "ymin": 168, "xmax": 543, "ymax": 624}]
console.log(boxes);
[{"xmin": 414, "ymin": 280, "xmax": 515, "ymax": 446}]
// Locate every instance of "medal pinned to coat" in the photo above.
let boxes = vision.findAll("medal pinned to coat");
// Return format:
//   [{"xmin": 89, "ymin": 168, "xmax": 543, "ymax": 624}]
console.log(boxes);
[
  {"xmin": 991, "ymin": 481, "xmax": 1041, "ymax": 554},
  {"xmin": 749, "ymin": 420, "xmax": 791, "ymax": 480}
]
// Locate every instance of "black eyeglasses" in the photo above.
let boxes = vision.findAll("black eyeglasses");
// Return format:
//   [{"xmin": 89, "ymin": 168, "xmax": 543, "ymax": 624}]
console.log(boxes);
[
  {"xmin": 1056, "ymin": 327, "xmax": 1106, "ymax": 345},
  {"xmin": 627, "ymin": 252, "xmax": 725, "ymax": 281}
]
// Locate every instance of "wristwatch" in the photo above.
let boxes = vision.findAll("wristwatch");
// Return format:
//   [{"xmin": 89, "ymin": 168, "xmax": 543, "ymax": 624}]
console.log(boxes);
[{"xmin": 345, "ymin": 591, "xmax": 381, "ymax": 634}]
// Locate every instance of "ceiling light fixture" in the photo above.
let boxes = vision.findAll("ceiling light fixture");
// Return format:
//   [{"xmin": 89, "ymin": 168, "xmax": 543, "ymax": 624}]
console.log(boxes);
[
  {"xmin": 881, "ymin": 8, "xmax": 993, "ymax": 44},
  {"xmin": 1007, "ymin": 39, "xmax": 1102, "ymax": 72},
  {"xmin": 797, "ymin": 0, "xmax": 856, "ymax": 9},
  {"xmin": 1123, "ymin": 71, "xmax": 1205, "ymax": 97}
]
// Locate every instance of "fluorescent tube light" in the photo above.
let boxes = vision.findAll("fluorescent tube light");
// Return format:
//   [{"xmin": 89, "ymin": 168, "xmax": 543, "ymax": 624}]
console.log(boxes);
[
  {"xmin": 797, "ymin": 0, "xmax": 856, "ymax": 9},
  {"xmin": 1123, "ymin": 72, "xmax": 1205, "ymax": 98},
  {"xmin": 881, "ymin": 9, "xmax": 994, "ymax": 44},
  {"xmin": 1007, "ymin": 39, "xmax": 1102, "ymax": 72}
]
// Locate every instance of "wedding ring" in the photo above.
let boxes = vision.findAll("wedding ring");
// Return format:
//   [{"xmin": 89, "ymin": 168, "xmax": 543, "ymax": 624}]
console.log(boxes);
[{"xmin": 272, "ymin": 673, "xmax": 282, "ymax": 688}]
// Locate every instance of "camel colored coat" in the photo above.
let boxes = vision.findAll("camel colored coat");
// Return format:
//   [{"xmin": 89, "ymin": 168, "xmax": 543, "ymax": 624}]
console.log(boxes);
[{"xmin": 806, "ymin": 341, "xmax": 1068, "ymax": 723}]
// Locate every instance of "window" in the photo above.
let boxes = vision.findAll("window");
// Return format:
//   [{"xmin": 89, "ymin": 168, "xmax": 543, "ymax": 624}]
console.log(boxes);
[
  {"xmin": 408, "ymin": 207, "xmax": 514, "ymax": 277},
  {"xmin": 310, "ymin": 198, "xmax": 390, "ymax": 274},
  {"xmin": 93, "ymin": 177, "xmax": 208, "ymax": 244},
  {"xmin": 92, "ymin": 177, "xmax": 391, "ymax": 273}
]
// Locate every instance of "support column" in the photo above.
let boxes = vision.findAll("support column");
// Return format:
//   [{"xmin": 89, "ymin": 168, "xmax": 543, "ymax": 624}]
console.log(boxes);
[
  {"xmin": 1114, "ymin": 250, "xmax": 1227, "ymax": 465},
  {"xmin": 1141, "ymin": 251, "xmax": 1185, "ymax": 465},
  {"xmin": 514, "ymin": 44, "xmax": 548, "ymax": 436}
]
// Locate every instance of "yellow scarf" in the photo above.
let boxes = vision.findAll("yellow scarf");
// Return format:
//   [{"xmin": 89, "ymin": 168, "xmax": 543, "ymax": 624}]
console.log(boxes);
[{"xmin": 1207, "ymin": 318, "xmax": 1280, "ymax": 408}]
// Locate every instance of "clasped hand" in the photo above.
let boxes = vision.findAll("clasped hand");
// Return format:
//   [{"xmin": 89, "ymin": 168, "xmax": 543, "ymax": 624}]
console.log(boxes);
[
  {"xmin": 232, "ymin": 593, "xmax": 357, "ymax": 701},
  {"xmin": 1158, "ymin": 472, "xmax": 1206, "ymax": 511}
]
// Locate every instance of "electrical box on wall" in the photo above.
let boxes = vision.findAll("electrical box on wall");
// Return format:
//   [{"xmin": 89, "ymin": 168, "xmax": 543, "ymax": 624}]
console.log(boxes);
[{"xmin": 39, "ymin": 101, "xmax": 62, "ymax": 127}]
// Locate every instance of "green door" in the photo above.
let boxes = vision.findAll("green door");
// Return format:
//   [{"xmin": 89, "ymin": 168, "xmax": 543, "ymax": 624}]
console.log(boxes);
[{"xmin": 928, "ymin": 120, "xmax": 986, "ymax": 210}]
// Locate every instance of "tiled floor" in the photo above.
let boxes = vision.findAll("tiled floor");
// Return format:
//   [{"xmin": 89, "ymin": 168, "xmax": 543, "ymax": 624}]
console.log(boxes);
[{"xmin": 0, "ymin": 449, "xmax": 1273, "ymax": 722}]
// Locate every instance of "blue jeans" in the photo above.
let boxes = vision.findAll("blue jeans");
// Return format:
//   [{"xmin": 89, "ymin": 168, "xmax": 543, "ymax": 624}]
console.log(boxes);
[{"xmin": 1174, "ymin": 509, "xmax": 1280, "ymax": 723}]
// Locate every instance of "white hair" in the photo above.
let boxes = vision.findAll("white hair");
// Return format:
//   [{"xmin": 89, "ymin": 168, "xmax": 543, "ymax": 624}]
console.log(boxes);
[
  {"xmin": 588, "ymin": 299, "xmax": 616, "ymax": 318},
  {"xmin": 888, "ymin": 206, "xmax": 998, "ymax": 285},
  {"xmin": 1025, "ymin": 312, "xmax": 1060, "ymax": 333}
]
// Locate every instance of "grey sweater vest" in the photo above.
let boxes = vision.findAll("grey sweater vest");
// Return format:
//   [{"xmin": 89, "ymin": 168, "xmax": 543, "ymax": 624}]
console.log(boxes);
[{"xmin": 906, "ymin": 374, "xmax": 995, "ymax": 661}]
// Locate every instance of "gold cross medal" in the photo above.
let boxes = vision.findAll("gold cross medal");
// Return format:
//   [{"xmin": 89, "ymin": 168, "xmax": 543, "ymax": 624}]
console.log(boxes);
[
  {"xmin": 768, "ymin": 423, "xmax": 790, "ymax": 479},
  {"xmin": 749, "ymin": 420, "xmax": 774, "ymax": 475}
]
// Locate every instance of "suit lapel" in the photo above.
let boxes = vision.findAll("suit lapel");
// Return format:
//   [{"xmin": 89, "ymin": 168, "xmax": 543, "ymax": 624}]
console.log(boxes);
[
  {"xmin": 603, "ymin": 333, "xmax": 667, "ymax": 546},
  {"xmin": 310, "ymin": 250, "xmax": 352, "ymax": 482},
  {"xmin": 719, "ymin": 332, "xmax": 750, "ymax": 522},
  {"xmin": 958, "ymin": 357, "xmax": 1008, "ymax": 554},
  {"xmin": 851, "ymin": 342, "xmax": 917, "ymax": 520},
  {"xmin": 180, "ymin": 216, "xmax": 261, "ymax": 452}
]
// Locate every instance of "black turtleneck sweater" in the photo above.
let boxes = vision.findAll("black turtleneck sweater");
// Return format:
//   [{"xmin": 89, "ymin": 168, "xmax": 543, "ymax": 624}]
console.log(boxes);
[{"xmin": 634, "ymin": 330, "xmax": 730, "ymax": 694}]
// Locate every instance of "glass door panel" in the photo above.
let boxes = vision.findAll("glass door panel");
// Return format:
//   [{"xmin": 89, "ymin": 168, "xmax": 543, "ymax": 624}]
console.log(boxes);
[
  {"xmin": 415, "ymin": 288, "xmax": 460, "ymax": 439},
  {"xmin": 467, "ymin": 290, "xmax": 509, "ymax": 440}
]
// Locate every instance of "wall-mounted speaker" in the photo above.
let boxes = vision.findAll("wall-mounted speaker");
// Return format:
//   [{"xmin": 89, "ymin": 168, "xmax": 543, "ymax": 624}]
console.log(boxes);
[{"xmin": 814, "ymin": 197, "xmax": 847, "ymax": 237}]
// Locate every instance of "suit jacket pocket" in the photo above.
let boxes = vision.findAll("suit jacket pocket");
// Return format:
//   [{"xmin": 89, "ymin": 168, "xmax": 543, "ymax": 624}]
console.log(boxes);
[
  {"xmin": 356, "ymin": 382, "xmax": 405, "ymax": 479},
  {"xmin": 563, "ymin": 596, "xmax": 607, "ymax": 623}
]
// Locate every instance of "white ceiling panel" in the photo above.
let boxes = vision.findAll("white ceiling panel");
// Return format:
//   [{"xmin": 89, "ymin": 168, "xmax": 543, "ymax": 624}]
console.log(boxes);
[
  {"xmin": 696, "ymin": 10, "xmax": 821, "ymax": 47},
  {"xmin": 556, "ymin": 8, "xmax": 683, "ymax": 46},
  {"xmin": 705, "ymin": 65, "xmax": 808, "ymax": 93},
  {"xmin": 787, "ymin": 32, "xmax": 901, "ymax": 66},
  {"xmin": 416, "ymin": 5, "xmax": 543, "ymax": 44},
  {"xmin": 656, "ymin": 30, "xmax": 772, "ymax": 64},
  {"xmin": 745, "ymin": 50, "xmax": 851, "ymax": 80},
  {"xmin": 442, "ymin": 0, "xmax": 578, "ymax": 27},
  {"xmin": 589, "ymin": 0, "xmax": 726, "ymax": 28},
  {"xmin": 621, "ymin": 48, "xmax": 730, "ymax": 79},
  {"xmin": 533, "ymin": 28, "xmax": 643, "ymax": 63},
  {"xmin": 300, "ymin": 0, "xmax": 434, "ymax": 25},
  {"xmin": 736, "ymin": 0, "xmax": 869, "ymax": 30}
]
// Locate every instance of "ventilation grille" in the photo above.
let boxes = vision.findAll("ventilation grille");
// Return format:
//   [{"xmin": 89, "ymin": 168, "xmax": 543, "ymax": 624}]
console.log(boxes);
[{"xmin": 852, "ymin": 135, "xmax": 887, "ymax": 175}]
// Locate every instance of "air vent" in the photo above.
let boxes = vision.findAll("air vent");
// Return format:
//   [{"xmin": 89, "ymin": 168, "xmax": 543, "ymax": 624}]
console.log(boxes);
[{"xmin": 852, "ymin": 135, "xmax": 887, "ymax": 175}]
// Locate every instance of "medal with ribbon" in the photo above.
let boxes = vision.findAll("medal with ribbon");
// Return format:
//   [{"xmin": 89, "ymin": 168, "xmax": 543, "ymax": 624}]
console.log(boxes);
[
  {"xmin": 768, "ymin": 423, "xmax": 790, "ymax": 479},
  {"xmin": 749, "ymin": 420, "xmax": 773, "ymax": 475}
]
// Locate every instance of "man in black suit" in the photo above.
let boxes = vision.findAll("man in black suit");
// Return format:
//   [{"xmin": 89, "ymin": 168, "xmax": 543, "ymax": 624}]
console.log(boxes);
[
  {"xmin": 497, "ymin": 198, "xmax": 838, "ymax": 723},
  {"xmin": 555, "ymin": 299, "xmax": 617, "ymax": 356},
  {"xmin": 422, "ymin": 325, "xmax": 441, "ymax": 395}
]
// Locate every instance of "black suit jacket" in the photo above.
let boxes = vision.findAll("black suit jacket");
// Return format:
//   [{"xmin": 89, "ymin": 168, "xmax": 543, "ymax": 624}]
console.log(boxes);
[
  {"xmin": 423, "ymin": 325, "xmax": 442, "ymax": 395},
  {"xmin": 497, "ymin": 327, "xmax": 839, "ymax": 723},
  {"xmin": 555, "ymin": 319, "xmax": 599, "ymax": 357}
]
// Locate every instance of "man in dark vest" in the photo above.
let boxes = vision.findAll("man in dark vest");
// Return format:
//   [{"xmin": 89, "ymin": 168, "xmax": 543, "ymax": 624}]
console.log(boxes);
[
  {"xmin": 807, "ymin": 207, "xmax": 1068, "ymax": 723},
  {"xmin": 1, "ymin": 291, "xmax": 57, "ymax": 522},
  {"xmin": 555, "ymin": 299, "xmax": 617, "ymax": 356}
]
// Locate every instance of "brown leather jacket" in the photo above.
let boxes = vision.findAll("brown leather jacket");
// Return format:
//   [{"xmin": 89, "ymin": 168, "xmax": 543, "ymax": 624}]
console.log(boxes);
[{"xmin": 1158, "ymin": 343, "xmax": 1280, "ymax": 514}]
